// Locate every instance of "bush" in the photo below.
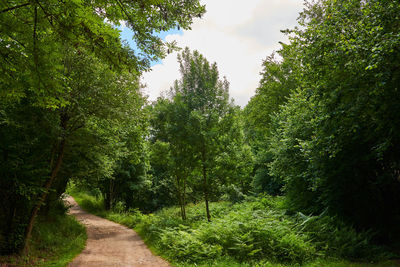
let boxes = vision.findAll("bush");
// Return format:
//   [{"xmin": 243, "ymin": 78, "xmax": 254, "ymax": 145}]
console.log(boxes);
[
  {"xmin": 106, "ymin": 209, "xmax": 144, "ymax": 229},
  {"xmin": 71, "ymin": 192, "xmax": 105, "ymax": 214},
  {"xmin": 220, "ymin": 185, "xmax": 246, "ymax": 203},
  {"xmin": 295, "ymin": 211, "xmax": 389, "ymax": 260},
  {"xmin": 159, "ymin": 228, "xmax": 223, "ymax": 262},
  {"xmin": 196, "ymin": 205, "xmax": 315, "ymax": 263},
  {"xmin": 136, "ymin": 199, "xmax": 315, "ymax": 264}
]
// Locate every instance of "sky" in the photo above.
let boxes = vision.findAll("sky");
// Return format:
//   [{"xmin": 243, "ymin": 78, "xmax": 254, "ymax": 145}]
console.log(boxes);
[{"xmin": 122, "ymin": 0, "xmax": 304, "ymax": 107}]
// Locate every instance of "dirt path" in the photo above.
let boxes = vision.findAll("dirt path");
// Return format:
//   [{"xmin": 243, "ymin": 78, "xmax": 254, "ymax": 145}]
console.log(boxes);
[{"xmin": 66, "ymin": 196, "xmax": 170, "ymax": 267}]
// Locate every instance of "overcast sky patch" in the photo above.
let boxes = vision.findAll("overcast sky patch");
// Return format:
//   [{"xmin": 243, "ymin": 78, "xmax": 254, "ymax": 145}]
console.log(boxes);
[{"xmin": 138, "ymin": 0, "xmax": 304, "ymax": 107}]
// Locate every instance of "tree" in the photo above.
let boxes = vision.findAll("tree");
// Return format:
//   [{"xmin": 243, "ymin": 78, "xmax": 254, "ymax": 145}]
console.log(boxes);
[
  {"xmin": 211, "ymin": 108, "xmax": 253, "ymax": 197},
  {"xmin": 1, "ymin": 0, "xmax": 205, "ymax": 254},
  {"xmin": 171, "ymin": 48, "xmax": 235, "ymax": 221},
  {"xmin": 0, "ymin": 49, "xmax": 145, "ymax": 254},
  {"xmin": 268, "ymin": 0, "xmax": 400, "ymax": 238},
  {"xmin": 1, "ymin": 0, "xmax": 205, "ymax": 105},
  {"xmin": 243, "ymin": 51, "xmax": 298, "ymax": 195},
  {"xmin": 33, "ymin": 50, "xmax": 147, "ymax": 252},
  {"xmin": 149, "ymin": 96, "xmax": 196, "ymax": 219}
]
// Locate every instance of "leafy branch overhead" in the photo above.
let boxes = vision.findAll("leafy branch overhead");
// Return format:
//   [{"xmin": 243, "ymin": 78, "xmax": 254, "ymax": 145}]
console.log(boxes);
[
  {"xmin": 0, "ymin": 0, "xmax": 205, "ymax": 106},
  {"xmin": 0, "ymin": 0, "xmax": 204, "ymax": 255},
  {"xmin": 1, "ymin": 0, "xmax": 400, "ymax": 265}
]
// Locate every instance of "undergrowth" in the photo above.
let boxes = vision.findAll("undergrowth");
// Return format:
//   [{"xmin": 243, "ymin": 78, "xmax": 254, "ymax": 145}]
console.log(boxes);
[
  {"xmin": 69, "ymin": 188, "xmax": 397, "ymax": 266},
  {"xmin": 0, "ymin": 198, "xmax": 86, "ymax": 266}
]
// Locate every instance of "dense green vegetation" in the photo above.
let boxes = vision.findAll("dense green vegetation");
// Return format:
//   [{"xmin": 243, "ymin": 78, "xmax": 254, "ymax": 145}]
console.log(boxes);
[
  {"xmin": 0, "ymin": 0, "xmax": 204, "ymax": 255},
  {"xmin": 71, "ymin": 189, "xmax": 397, "ymax": 266},
  {"xmin": 1, "ymin": 0, "xmax": 400, "ymax": 266},
  {"xmin": 267, "ymin": 0, "xmax": 400, "ymax": 238},
  {"xmin": 0, "ymin": 199, "xmax": 86, "ymax": 266}
]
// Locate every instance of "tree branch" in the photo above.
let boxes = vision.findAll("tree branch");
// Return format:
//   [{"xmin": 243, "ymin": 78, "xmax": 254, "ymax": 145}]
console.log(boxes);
[
  {"xmin": 1, "ymin": 2, "xmax": 30, "ymax": 13},
  {"xmin": 36, "ymin": 1, "xmax": 54, "ymax": 26},
  {"xmin": 33, "ymin": 4, "xmax": 39, "ymax": 79}
]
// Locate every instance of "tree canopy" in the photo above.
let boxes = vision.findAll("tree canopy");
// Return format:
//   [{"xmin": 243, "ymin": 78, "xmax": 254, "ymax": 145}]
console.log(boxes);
[
  {"xmin": 252, "ymin": 0, "xmax": 400, "ymax": 238},
  {"xmin": 1, "ymin": 0, "xmax": 400, "ymax": 261},
  {"xmin": 0, "ymin": 0, "xmax": 204, "ymax": 254}
]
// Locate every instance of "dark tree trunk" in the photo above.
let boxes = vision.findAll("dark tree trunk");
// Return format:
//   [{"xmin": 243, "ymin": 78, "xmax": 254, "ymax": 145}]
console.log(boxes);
[
  {"xmin": 22, "ymin": 138, "xmax": 66, "ymax": 254},
  {"xmin": 176, "ymin": 175, "xmax": 186, "ymax": 220},
  {"xmin": 201, "ymin": 149, "xmax": 211, "ymax": 222},
  {"xmin": 104, "ymin": 194, "xmax": 111, "ymax": 210},
  {"xmin": 182, "ymin": 175, "xmax": 187, "ymax": 220},
  {"xmin": 42, "ymin": 175, "xmax": 69, "ymax": 216},
  {"xmin": 22, "ymin": 113, "xmax": 68, "ymax": 255},
  {"xmin": 105, "ymin": 179, "xmax": 115, "ymax": 210}
]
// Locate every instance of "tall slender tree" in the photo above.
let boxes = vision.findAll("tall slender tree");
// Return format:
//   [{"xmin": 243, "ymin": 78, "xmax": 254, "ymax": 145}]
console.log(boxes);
[
  {"xmin": 172, "ymin": 48, "xmax": 234, "ymax": 221},
  {"xmin": 150, "ymin": 96, "xmax": 196, "ymax": 220}
]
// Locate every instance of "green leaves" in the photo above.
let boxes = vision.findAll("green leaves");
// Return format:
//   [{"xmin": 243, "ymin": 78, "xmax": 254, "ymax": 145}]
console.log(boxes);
[
  {"xmin": 263, "ymin": 0, "xmax": 400, "ymax": 238},
  {"xmin": 1, "ymin": 0, "xmax": 205, "ymax": 254},
  {"xmin": 148, "ymin": 48, "xmax": 251, "ymax": 220},
  {"xmin": 135, "ymin": 198, "xmax": 315, "ymax": 264},
  {"xmin": 0, "ymin": 0, "xmax": 205, "ymax": 106}
]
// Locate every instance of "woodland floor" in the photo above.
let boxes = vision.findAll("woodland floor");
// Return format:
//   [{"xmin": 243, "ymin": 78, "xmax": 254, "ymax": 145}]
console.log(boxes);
[{"xmin": 66, "ymin": 196, "xmax": 170, "ymax": 267}]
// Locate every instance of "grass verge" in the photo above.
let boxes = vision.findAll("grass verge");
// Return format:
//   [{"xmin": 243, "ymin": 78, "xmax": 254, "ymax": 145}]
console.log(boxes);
[{"xmin": 0, "ymin": 199, "xmax": 87, "ymax": 267}]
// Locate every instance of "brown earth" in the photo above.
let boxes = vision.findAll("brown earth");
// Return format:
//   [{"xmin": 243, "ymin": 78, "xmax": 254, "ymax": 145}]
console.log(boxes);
[{"xmin": 66, "ymin": 196, "xmax": 170, "ymax": 267}]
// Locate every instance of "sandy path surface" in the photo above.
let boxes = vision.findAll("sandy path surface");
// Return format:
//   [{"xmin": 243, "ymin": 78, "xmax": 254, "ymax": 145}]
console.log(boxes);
[{"xmin": 66, "ymin": 196, "xmax": 170, "ymax": 267}]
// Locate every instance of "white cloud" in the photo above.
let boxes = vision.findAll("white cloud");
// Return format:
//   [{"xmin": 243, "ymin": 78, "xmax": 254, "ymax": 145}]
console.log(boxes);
[{"xmin": 141, "ymin": 0, "xmax": 303, "ymax": 107}]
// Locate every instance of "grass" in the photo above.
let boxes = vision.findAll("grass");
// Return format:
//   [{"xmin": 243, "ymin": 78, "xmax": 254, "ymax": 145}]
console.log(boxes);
[
  {"xmin": 68, "ymin": 189, "xmax": 399, "ymax": 267},
  {"xmin": 174, "ymin": 259, "xmax": 400, "ymax": 267},
  {"xmin": 0, "ymin": 199, "xmax": 87, "ymax": 267}
]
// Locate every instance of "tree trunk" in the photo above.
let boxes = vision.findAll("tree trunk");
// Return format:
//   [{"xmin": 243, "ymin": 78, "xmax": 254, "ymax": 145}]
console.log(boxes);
[
  {"xmin": 104, "ymin": 194, "xmax": 111, "ymax": 210},
  {"xmin": 176, "ymin": 175, "xmax": 186, "ymax": 220},
  {"xmin": 22, "ymin": 113, "xmax": 68, "ymax": 255},
  {"xmin": 105, "ymin": 179, "xmax": 115, "ymax": 210},
  {"xmin": 109, "ymin": 179, "xmax": 114, "ymax": 210},
  {"xmin": 22, "ymin": 138, "xmax": 66, "ymax": 254},
  {"xmin": 182, "ymin": 175, "xmax": 187, "ymax": 220},
  {"xmin": 201, "ymin": 149, "xmax": 211, "ymax": 222}
]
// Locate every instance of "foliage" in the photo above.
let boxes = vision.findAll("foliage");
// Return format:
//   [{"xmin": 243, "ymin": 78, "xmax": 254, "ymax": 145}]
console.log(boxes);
[
  {"xmin": 243, "ymin": 51, "xmax": 298, "ymax": 195},
  {"xmin": 0, "ymin": 198, "xmax": 86, "ymax": 266},
  {"xmin": 1, "ymin": 0, "xmax": 188, "ymax": 254},
  {"xmin": 0, "ymin": 48, "xmax": 148, "ymax": 253},
  {"xmin": 0, "ymin": 0, "xmax": 204, "ymax": 254},
  {"xmin": 169, "ymin": 48, "xmax": 247, "ymax": 221},
  {"xmin": 244, "ymin": 52, "xmax": 298, "ymax": 146},
  {"xmin": 0, "ymin": 0, "xmax": 205, "ymax": 105},
  {"xmin": 252, "ymin": 151, "xmax": 283, "ymax": 195},
  {"xmin": 147, "ymin": 48, "xmax": 251, "ymax": 221},
  {"xmin": 294, "ymin": 211, "xmax": 386, "ymax": 260},
  {"xmin": 73, "ymin": 191, "xmax": 395, "ymax": 266},
  {"xmin": 149, "ymin": 96, "xmax": 196, "ymax": 219},
  {"xmin": 2, "ymin": 0, "xmax": 400, "ymax": 263},
  {"xmin": 267, "ymin": 0, "xmax": 400, "ymax": 240}
]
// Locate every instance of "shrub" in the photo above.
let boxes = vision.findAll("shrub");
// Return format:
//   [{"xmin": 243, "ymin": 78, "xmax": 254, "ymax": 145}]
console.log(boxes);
[
  {"xmin": 136, "ymin": 200, "xmax": 315, "ymax": 264},
  {"xmin": 159, "ymin": 228, "xmax": 223, "ymax": 262},
  {"xmin": 295, "ymin": 212, "xmax": 388, "ymax": 260}
]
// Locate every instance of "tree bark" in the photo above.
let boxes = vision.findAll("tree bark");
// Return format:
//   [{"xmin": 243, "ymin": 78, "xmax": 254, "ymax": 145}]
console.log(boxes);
[
  {"xmin": 22, "ymin": 138, "xmax": 66, "ymax": 254},
  {"xmin": 176, "ymin": 175, "xmax": 186, "ymax": 220},
  {"xmin": 201, "ymin": 149, "xmax": 211, "ymax": 222},
  {"xmin": 176, "ymin": 175, "xmax": 183, "ymax": 219},
  {"xmin": 105, "ymin": 179, "xmax": 115, "ymax": 210},
  {"xmin": 22, "ymin": 113, "xmax": 68, "ymax": 255},
  {"xmin": 182, "ymin": 175, "xmax": 187, "ymax": 220}
]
